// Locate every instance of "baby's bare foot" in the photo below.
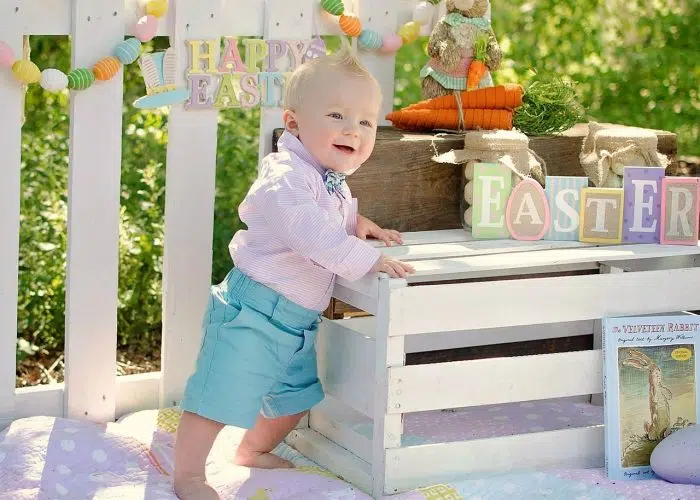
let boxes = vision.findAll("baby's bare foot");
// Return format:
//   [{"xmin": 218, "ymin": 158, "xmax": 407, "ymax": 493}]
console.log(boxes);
[
  {"xmin": 174, "ymin": 477, "xmax": 220, "ymax": 500},
  {"xmin": 235, "ymin": 450, "xmax": 294, "ymax": 469}
]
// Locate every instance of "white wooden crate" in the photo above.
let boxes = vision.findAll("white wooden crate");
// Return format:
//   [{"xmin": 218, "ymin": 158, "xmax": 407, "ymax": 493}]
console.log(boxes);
[{"xmin": 286, "ymin": 229, "xmax": 700, "ymax": 498}]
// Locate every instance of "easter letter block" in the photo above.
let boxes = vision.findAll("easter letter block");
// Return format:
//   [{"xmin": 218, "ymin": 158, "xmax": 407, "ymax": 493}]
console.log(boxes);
[
  {"xmin": 472, "ymin": 163, "xmax": 512, "ymax": 239},
  {"xmin": 506, "ymin": 178, "xmax": 550, "ymax": 241},
  {"xmin": 622, "ymin": 167, "xmax": 664, "ymax": 243},
  {"xmin": 544, "ymin": 176, "xmax": 588, "ymax": 240},
  {"xmin": 660, "ymin": 177, "xmax": 700, "ymax": 245},
  {"xmin": 579, "ymin": 188, "xmax": 624, "ymax": 244}
]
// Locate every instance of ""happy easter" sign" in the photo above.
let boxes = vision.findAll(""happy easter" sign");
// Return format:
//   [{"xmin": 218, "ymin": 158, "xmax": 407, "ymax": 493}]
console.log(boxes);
[
  {"xmin": 184, "ymin": 37, "xmax": 327, "ymax": 110},
  {"xmin": 471, "ymin": 163, "xmax": 700, "ymax": 246}
]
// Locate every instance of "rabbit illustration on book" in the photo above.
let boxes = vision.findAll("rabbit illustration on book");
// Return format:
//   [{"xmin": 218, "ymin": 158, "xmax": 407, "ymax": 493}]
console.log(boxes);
[{"xmin": 622, "ymin": 349, "xmax": 673, "ymax": 440}]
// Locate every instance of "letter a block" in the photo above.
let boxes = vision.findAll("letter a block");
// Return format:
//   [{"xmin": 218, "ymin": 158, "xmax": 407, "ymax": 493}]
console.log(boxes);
[
  {"xmin": 579, "ymin": 188, "xmax": 624, "ymax": 244},
  {"xmin": 660, "ymin": 177, "xmax": 700, "ymax": 245},
  {"xmin": 472, "ymin": 163, "xmax": 512, "ymax": 239},
  {"xmin": 544, "ymin": 176, "xmax": 588, "ymax": 240}
]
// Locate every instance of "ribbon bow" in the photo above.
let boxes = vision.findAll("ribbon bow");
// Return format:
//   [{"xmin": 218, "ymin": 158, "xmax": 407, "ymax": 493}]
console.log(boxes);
[{"xmin": 323, "ymin": 170, "xmax": 346, "ymax": 199}]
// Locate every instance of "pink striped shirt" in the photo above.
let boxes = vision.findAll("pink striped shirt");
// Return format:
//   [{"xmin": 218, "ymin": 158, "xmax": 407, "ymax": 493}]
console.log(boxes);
[{"xmin": 229, "ymin": 131, "xmax": 381, "ymax": 312}]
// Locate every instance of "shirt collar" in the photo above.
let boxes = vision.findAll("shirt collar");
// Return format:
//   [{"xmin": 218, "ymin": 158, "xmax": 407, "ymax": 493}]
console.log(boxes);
[{"xmin": 277, "ymin": 130, "xmax": 327, "ymax": 177}]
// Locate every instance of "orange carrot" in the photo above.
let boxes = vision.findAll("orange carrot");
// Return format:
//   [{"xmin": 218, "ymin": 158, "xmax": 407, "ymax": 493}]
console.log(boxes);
[
  {"xmin": 466, "ymin": 34, "xmax": 489, "ymax": 90},
  {"xmin": 385, "ymin": 108, "xmax": 513, "ymax": 132},
  {"xmin": 405, "ymin": 84, "xmax": 524, "ymax": 112}
]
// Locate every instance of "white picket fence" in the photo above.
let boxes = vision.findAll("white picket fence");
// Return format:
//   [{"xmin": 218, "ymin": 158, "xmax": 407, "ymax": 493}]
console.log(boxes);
[{"xmin": 0, "ymin": 0, "xmax": 435, "ymax": 428}]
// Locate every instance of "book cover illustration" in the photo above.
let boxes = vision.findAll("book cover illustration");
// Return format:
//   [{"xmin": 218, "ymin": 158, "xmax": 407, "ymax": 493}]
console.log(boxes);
[{"xmin": 603, "ymin": 314, "xmax": 699, "ymax": 480}]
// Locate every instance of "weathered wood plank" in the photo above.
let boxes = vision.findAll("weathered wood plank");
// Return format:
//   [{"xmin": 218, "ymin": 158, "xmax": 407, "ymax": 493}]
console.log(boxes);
[{"xmin": 274, "ymin": 123, "xmax": 676, "ymax": 233}]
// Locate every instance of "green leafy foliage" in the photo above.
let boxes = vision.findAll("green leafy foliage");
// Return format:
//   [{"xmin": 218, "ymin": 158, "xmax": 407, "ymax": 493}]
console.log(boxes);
[{"xmin": 16, "ymin": 1, "xmax": 698, "ymax": 362}]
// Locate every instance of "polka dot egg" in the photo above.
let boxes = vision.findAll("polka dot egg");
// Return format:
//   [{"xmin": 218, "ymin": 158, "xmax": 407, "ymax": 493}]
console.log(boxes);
[
  {"xmin": 12, "ymin": 59, "xmax": 41, "ymax": 84},
  {"xmin": 40, "ymin": 68, "xmax": 68, "ymax": 92},
  {"xmin": 339, "ymin": 15, "xmax": 362, "ymax": 37},
  {"xmin": 113, "ymin": 38, "xmax": 142, "ymax": 65},
  {"xmin": 67, "ymin": 68, "xmax": 95, "ymax": 90},
  {"xmin": 358, "ymin": 29, "xmax": 382, "ymax": 51},
  {"xmin": 93, "ymin": 56, "xmax": 121, "ymax": 81}
]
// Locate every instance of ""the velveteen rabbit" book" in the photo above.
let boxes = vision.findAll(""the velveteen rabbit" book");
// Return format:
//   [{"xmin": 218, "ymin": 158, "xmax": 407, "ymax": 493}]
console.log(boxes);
[{"xmin": 603, "ymin": 314, "xmax": 700, "ymax": 480}]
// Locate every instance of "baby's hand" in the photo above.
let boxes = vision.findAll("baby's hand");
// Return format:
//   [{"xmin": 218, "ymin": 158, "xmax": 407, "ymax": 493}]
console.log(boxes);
[
  {"xmin": 356, "ymin": 215, "xmax": 403, "ymax": 247},
  {"xmin": 371, "ymin": 254, "xmax": 415, "ymax": 279}
]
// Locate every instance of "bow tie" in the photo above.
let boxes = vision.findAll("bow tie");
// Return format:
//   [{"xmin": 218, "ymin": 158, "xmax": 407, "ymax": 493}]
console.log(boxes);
[{"xmin": 323, "ymin": 170, "xmax": 346, "ymax": 199}]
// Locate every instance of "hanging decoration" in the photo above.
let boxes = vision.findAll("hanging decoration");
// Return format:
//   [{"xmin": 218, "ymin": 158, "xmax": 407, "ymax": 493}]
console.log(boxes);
[
  {"xmin": 319, "ymin": 0, "xmax": 441, "ymax": 54},
  {"xmin": 0, "ymin": 0, "xmax": 170, "ymax": 96}
]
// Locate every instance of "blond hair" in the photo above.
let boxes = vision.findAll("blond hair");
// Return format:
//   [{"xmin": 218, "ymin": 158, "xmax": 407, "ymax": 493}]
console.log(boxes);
[{"xmin": 283, "ymin": 40, "xmax": 381, "ymax": 111}]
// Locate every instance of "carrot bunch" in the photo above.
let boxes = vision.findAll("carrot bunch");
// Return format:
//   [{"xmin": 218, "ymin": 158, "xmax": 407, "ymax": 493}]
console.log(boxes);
[{"xmin": 386, "ymin": 84, "xmax": 524, "ymax": 132}]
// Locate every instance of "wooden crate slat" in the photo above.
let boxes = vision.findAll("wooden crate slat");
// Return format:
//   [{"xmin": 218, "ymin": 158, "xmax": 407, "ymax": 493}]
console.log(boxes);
[
  {"xmin": 384, "ymin": 426, "xmax": 604, "ymax": 495},
  {"xmin": 390, "ymin": 267, "xmax": 700, "ymax": 335},
  {"xmin": 387, "ymin": 350, "xmax": 602, "ymax": 413},
  {"xmin": 404, "ymin": 243, "xmax": 700, "ymax": 283},
  {"xmin": 366, "ymin": 229, "xmax": 471, "ymax": 248}
]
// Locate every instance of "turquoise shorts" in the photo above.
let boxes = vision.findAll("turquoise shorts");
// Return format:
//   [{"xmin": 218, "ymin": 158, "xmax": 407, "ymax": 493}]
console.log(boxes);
[{"xmin": 180, "ymin": 268, "xmax": 324, "ymax": 428}]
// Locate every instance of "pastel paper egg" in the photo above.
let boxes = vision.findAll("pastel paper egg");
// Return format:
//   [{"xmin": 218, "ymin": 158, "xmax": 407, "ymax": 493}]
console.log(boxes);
[
  {"xmin": 463, "ymin": 206, "xmax": 473, "ymax": 227},
  {"xmin": 114, "ymin": 38, "xmax": 142, "ymax": 65},
  {"xmin": 321, "ymin": 0, "xmax": 344, "ymax": 16},
  {"xmin": 93, "ymin": 56, "xmax": 121, "ymax": 81},
  {"xmin": 464, "ymin": 181, "xmax": 474, "ymax": 204},
  {"xmin": 145, "ymin": 0, "xmax": 168, "ymax": 18},
  {"xmin": 398, "ymin": 21, "xmax": 420, "ymax": 44},
  {"xmin": 132, "ymin": 15, "xmax": 158, "ymax": 42},
  {"xmin": 0, "ymin": 41, "xmax": 14, "ymax": 67},
  {"xmin": 67, "ymin": 68, "xmax": 95, "ymax": 90},
  {"xmin": 339, "ymin": 15, "xmax": 362, "ymax": 37},
  {"xmin": 650, "ymin": 425, "xmax": 700, "ymax": 485},
  {"xmin": 39, "ymin": 68, "xmax": 68, "ymax": 92},
  {"xmin": 505, "ymin": 177, "xmax": 550, "ymax": 240},
  {"xmin": 602, "ymin": 173, "xmax": 622, "ymax": 188},
  {"xmin": 379, "ymin": 33, "xmax": 403, "ymax": 54},
  {"xmin": 12, "ymin": 59, "xmax": 41, "ymax": 84},
  {"xmin": 611, "ymin": 161, "xmax": 626, "ymax": 176},
  {"xmin": 358, "ymin": 29, "xmax": 382, "ymax": 51}
]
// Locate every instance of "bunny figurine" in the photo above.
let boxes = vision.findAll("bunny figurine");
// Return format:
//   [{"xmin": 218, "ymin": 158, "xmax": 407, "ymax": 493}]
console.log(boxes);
[{"xmin": 622, "ymin": 349, "xmax": 672, "ymax": 441}]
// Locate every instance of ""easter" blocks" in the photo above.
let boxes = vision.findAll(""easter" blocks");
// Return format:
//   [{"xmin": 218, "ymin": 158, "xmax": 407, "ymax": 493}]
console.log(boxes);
[
  {"xmin": 660, "ymin": 177, "xmax": 700, "ymax": 245},
  {"xmin": 622, "ymin": 166, "xmax": 665, "ymax": 244},
  {"xmin": 471, "ymin": 163, "xmax": 512, "ymax": 239},
  {"xmin": 544, "ymin": 176, "xmax": 589, "ymax": 241},
  {"xmin": 579, "ymin": 188, "xmax": 625, "ymax": 244}
]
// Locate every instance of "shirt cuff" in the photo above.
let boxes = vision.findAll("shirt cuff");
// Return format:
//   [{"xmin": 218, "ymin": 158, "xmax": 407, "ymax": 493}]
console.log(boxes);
[{"xmin": 337, "ymin": 238, "xmax": 382, "ymax": 282}]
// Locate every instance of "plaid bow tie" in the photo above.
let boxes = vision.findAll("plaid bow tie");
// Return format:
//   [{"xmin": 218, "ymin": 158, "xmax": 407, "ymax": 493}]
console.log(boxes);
[{"xmin": 323, "ymin": 170, "xmax": 346, "ymax": 199}]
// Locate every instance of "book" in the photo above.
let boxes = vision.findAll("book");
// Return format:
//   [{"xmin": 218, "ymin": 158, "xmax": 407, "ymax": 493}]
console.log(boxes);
[{"xmin": 602, "ymin": 313, "xmax": 700, "ymax": 480}]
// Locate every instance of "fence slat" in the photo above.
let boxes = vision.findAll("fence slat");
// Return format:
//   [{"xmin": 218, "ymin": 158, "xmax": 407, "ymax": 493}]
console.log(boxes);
[
  {"xmin": 355, "ymin": 0, "xmax": 400, "ymax": 125},
  {"xmin": 0, "ymin": 30, "xmax": 23, "ymax": 417},
  {"xmin": 257, "ymin": 0, "xmax": 314, "ymax": 162},
  {"xmin": 159, "ymin": 0, "xmax": 222, "ymax": 408},
  {"xmin": 63, "ymin": 0, "xmax": 125, "ymax": 422}
]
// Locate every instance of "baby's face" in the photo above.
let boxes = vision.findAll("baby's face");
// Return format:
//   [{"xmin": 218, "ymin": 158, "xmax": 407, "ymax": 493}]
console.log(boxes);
[{"xmin": 293, "ymin": 71, "xmax": 381, "ymax": 174}]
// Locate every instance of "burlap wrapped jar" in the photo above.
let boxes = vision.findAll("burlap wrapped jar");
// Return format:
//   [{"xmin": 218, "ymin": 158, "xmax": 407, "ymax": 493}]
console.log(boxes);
[
  {"xmin": 580, "ymin": 122, "xmax": 668, "ymax": 187},
  {"xmin": 433, "ymin": 129, "xmax": 546, "ymax": 229}
]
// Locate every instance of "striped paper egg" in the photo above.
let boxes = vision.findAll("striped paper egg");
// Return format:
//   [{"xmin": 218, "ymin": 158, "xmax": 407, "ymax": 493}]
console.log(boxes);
[
  {"xmin": 321, "ymin": 0, "xmax": 344, "ymax": 16},
  {"xmin": 12, "ymin": 59, "xmax": 41, "ymax": 84},
  {"xmin": 0, "ymin": 41, "xmax": 14, "ymax": 67},
  {"xmin": 40, "ymin": 68, "xmax": 68, "ymax": 92},
  {"xmin": 93, "ymin": 56, "xmax": 121, "ymax": 81},
  {"xmin": 358, "ymin": 29, "xmax": 382, "ymax": 50},
  {"xmin": 114, "ymin": 38, "xmax": 142, "ymax": 65},
  {"xmin": 67, "ymin": 68, "xmax": 95, "ymax": 90},
  {"xmin": 339, "ymin": 15, "xmax": 362, "ymax": 37}
]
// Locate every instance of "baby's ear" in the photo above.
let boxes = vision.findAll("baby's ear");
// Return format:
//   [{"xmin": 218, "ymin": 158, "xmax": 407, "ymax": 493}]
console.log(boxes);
[{"xmin": 283, "ymin": 109, "xmax": 300, "ymax": 136}]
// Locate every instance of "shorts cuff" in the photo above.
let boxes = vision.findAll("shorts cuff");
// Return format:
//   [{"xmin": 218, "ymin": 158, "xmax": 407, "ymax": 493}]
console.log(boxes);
[{"xmin": 261, "ymin": 383, "xmax": 324, "ymax": 419}]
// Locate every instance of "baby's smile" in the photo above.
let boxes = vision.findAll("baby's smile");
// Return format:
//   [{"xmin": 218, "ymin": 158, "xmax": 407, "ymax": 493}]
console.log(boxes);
[{"xmin": 333, "ymin": 144, "xmax": 356, "ymax": 154}]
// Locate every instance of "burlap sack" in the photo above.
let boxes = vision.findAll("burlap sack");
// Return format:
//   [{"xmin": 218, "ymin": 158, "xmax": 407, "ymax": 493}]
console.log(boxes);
[
  {"xmin": 579, "ymin": 122, "xmax": 668, "ymax": 187},
  {"xmin": 433, "ymin": 129, "xmax": 547, "ymax": 185}
]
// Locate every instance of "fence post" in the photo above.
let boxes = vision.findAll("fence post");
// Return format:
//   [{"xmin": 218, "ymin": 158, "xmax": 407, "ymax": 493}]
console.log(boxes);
[
  {"xmin": 354, "ymin": 0, "xmax": 399, "ymax": 126},
  {"xmin": 0, "ymin": 25, "xmax": 24, "ymax": 419},
  {"xmin": 159, "ymin": 0, "xmax": 222, "ymax": 408},
  {"xmin": 257, "ymin": 0, "xmax": 314, "ymax": 163},
  {"xmin": 63, "ymin": 0, "xmax": 125, "ymax": 422}
]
